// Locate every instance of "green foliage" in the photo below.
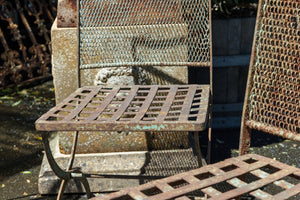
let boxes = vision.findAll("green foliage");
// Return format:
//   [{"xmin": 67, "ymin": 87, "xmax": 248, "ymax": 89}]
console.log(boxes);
[{"xmin": 212, "ymin": 0, "xmax": 258, "ymax": 18}]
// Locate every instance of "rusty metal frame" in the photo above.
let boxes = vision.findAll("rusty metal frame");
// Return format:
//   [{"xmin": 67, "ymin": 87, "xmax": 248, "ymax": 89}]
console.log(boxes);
[
  {"xmin": 76, "ymin": 0, "xmax": 213, "ymax": 162},
  {"xmin": 239, "ymin": 0, "xmax": 300, "ymax": 155},
  {"xmin": 36, "ymin": 84, "xmax": 211, "ymax": 199},
  {"xmin": 86, "ymin": 0, "xmax": 299, "ymax": 199},
  {"xmin": 36, "ymin": 0, "xmax": 214, "ymax": 199},
  {"xmin": 91, "ymin": 154, "xmax": 300, "ymax": 200}
]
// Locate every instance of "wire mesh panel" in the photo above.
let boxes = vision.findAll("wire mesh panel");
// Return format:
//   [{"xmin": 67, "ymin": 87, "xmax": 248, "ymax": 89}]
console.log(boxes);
[
  {"xmin": 243, "ymin": 0, "xmax": 300, "ymax": 141},
  {"xmin": 78, "ymin": 0, "xmax": 211, "ymax": 69}
]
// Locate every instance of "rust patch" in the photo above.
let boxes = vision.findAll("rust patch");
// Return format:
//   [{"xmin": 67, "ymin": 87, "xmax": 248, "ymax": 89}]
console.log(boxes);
[{"xmin": 57, "ymin": 0, "xmax": 77, "ymax": 27}]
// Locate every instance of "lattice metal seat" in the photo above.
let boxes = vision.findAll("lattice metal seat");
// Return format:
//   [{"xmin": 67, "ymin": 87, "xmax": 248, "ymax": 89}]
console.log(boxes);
[
  {"xmin": 35, "ymin": 0, "xmax": 213, "ymax": 199},
  {"xmin": 36, "ymin": 85, "xmax": 210, "ymax": 132},
  {"xmin": 91, "ymin": 154, "xmax": 300, "ymax": 200}
]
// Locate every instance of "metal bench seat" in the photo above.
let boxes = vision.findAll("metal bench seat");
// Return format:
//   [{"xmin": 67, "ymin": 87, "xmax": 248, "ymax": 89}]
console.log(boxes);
[
  {"xmin": 91, "ymin": 154, "xmax": 300, "ymax": 200},
  {"xmin": 35, "ymin": 84, "xmax": 211, "ymax": 199},
  {"xmin": 36, "ymin": 85, "xmax": 210, "ymax": 132}
]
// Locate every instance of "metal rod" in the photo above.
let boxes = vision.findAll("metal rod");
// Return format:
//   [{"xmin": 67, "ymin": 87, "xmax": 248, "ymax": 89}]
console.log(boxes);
[
  {"xmin": 73, "ymin": 173, "xmax": 167, "ymax": 180},
  {"xmin": 57, "ymin": 180, "xmax": 68, "ymax": 200},
  {"xmin": 67, "ymin": 131, "xmax": 79, "ymax": 171},
  {"xmin": 245, "ymin": 120, "xmax": 300, "ymax": 142},
  {"xmin": 207, "ymin": 0, "xmax": 214, "ymax": 165},
  {"xmin": 80, "ymin": 61, "xmax": 211, "ymax": 70}
]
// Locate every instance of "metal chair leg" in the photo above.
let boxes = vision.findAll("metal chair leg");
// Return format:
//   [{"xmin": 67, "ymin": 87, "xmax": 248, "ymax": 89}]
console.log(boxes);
[
  {"xmin": 42, "ymin": 131, "xmax": 93, "ymax": 198},
  {"xmin": 239, "ymin": 125, "xmax": 251, "ymax": 155},
  {"xmin": 194, "ymin": 132, "xmax": 206, "ymax": 167},
  {"xmin": 67, "ymin": 131, "xmax": 79, "ymax": 171},
  {"xmin": 57, "ymin": 179, "xmax": 68, "ymax": 200},
  {"xmin": 80, "ymin": 177, "xmax": 94, "ymax": 198},
  {"xmin": 41, "ymin": 132, "xmax": 71, "ymax": 180}
]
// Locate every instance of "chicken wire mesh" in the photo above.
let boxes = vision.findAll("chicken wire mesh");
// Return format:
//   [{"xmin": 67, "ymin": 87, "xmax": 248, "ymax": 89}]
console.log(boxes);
[
  {"xmin": 78, "ymin": 0, "xmax": 211, "ymax": 69},
  {"xmin": 244, "ymin": 0, "xmax": 300, "ymax": 141}
]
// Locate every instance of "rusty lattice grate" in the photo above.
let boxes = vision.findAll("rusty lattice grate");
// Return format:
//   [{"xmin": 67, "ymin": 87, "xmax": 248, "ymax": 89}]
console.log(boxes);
[
  {"xmin": 91, "ymin": 154, "xmax": 300, "ymax": 200},
  {"xmin": 36, "ymin": 85, "xmax": 209, "ymax": 132}
]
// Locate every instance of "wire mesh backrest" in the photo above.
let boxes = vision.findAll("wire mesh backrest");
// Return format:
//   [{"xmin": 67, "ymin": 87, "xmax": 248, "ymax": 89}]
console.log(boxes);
[
  {"xmin": 244, "ymin": 0, "xmax": 299, "ymax": 141},
  {"xmin": 78, "ymin": 0, "xmax": 211, "ymax": 69}
]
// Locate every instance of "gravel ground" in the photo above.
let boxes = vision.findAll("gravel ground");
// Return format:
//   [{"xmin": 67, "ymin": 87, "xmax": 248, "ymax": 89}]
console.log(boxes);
[{"xmin": 0, "ymin": 81, "xmax": 299, "ymax": 200}]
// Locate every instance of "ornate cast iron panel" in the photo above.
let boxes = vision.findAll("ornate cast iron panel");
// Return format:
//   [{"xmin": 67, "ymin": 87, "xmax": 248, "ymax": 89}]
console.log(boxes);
[{"xmin": 0, "ymin": 0, "xmax": 56, "ymax": 89}]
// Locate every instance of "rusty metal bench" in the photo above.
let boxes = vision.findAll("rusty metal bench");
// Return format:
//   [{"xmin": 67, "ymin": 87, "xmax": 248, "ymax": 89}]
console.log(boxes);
[
  {"xmin": 35, "ymin": 0, "xmax": 213, "ymax": 199},
  {"xmin": 89, "ymin": 0, "xmax": 300, "ymax": 199},
  {"xmin": 36, "ymin": 84, "xmax": 211, "ymax": 198}
]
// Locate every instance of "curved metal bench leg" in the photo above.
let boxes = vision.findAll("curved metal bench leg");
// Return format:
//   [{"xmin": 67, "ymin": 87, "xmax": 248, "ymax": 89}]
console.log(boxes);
[
  {"xmin": 42, "ymin": 131, "xmax": 93, "ymax": 199},
  {"xmin": 80, "ymin": 177, "xmax": 94, "ymax": 198},
  {"xmin": 42, "ymin": 132, "xmax": 71, "ymax": 180},
  {"xmin": 41, "ymin": 132, "xmax": 72, "ymax": 199}
]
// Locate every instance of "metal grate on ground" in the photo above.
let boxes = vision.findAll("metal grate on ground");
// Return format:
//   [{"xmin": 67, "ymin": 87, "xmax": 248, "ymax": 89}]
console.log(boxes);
[
  {"xmin": 92, "ymin": 154, "xmax": 300, "ymax": 200},
  {"xmin": 35, "ymin": 85, "xmax": 209, "ymax": 132}
]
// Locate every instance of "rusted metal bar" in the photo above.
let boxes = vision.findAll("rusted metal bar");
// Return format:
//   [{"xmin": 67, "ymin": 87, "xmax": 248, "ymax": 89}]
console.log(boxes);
[
  {"xmin": 207, "ymin": 0, "xmax": 213, "ymax": 165},
  {"xmin": 16, "ymin": 0, "xmax": 48, "ymax": 68},
  {"xmin": 245, "ymin": 120, "xmax": 300, "ymax": 142},
  {"xmin": 80, "ymin": 62, "xmax": 211, "ymax": 70},
  {"xmin": 41, "ymin": 0, "xmax": 55, "ymax": 22},
  {"xmin": 0, "ymin": 26, "xmax": 23, "ymax": 84}
]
